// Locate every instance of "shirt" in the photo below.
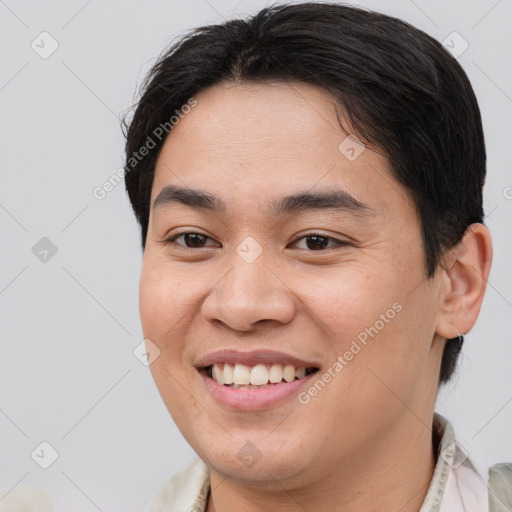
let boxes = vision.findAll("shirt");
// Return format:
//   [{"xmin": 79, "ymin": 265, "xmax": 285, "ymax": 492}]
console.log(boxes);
[{"xmin": 145, "ymin": 413, "xmax": 512, "ymax": 512}]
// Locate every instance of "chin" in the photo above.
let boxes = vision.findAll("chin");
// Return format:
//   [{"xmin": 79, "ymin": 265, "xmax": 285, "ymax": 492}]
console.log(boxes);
[{"xmin": 188, "ymin": 427, "xmax": 317, "ymax": 486}]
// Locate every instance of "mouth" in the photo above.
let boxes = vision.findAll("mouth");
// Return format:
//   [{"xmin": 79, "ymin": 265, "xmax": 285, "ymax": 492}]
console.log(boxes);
[
  {"xmin": 195, "ymin": 349, "xmax": 321, "ymax": 409},
  {"xmin": 203, "ymin": 363, "xmax": 319, "ymax": 389}
]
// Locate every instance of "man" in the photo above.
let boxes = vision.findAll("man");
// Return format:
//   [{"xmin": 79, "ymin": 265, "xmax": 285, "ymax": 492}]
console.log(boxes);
[{"xmin": 122, "ymin": 2, "xmax": 510, "ymax": 511}]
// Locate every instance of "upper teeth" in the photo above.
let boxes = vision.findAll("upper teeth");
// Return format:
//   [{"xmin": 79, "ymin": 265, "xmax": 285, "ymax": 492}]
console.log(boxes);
[{"xmin": 211, "ymin": 363, "xmax": 307, "ymax": 386}]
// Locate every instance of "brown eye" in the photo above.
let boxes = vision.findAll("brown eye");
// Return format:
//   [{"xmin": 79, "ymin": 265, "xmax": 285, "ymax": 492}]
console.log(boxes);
[
  {"xmin": 292, "ymin": 234, "xmax": 346, "ymax": 251},
  {"xmin": 184, "ymin": 233, "xmax": 207, "ymax": 247},
  {"xmin": 305, "ymin": 235, "xmax": 329, "ymax": 250},
  {"xmin": 165, "ymin": 232, "xmax": 218, "ymax": 248}
]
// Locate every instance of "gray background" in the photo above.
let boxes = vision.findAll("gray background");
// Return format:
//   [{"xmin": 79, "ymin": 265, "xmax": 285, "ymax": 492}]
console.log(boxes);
[{"xmin": 0, "ymin": 0, "xmax": 511, "ymax": 510}]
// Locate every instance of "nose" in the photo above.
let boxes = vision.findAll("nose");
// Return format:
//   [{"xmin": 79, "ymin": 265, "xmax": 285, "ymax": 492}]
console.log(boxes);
[{"xmin": 200, "ymin": 253, "xmax": 296, "ymax": 331}]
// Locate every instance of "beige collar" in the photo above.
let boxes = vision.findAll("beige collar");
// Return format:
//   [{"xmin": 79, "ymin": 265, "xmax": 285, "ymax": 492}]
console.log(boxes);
[{"xmin": 421, "ymin": 413, "xmax": 488, "ymax": 512}]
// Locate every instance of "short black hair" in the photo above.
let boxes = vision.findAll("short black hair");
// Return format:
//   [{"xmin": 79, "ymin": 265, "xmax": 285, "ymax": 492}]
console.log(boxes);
[{"xmin": 122, "ymin": 2, "xmax": 487, "ymax": 385}]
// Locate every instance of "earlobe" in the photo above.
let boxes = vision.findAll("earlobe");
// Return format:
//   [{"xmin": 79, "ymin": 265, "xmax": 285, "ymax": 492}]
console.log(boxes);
[{"xmin": 436, "ymin": 223, "xmax": 493, "ymax": 340}]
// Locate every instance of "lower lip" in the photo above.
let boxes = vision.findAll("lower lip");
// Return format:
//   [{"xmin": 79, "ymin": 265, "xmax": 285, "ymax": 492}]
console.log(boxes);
[{"xmin": 199, "ymin": 371, "xmax": 316, "ymax": 410}]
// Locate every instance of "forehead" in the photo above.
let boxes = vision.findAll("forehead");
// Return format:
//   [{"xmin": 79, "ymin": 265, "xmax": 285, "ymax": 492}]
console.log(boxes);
[
  {"xmin": 164, "ymin": 81, "xmax": 350, "ymax": 164},
  {"xmin": 151, "ymin": 81, "xmax": 413, "ymax": 217}
]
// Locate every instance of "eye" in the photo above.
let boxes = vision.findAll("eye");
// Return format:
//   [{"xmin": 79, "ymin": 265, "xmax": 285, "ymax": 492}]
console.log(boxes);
[
  {"xmin": 164, "ymin": 232, "xmax": 347, "ymax": 251},
  {"xmin": 290, "ymin": 234, "xmax": 347, "ymax": 251},
  {"xmin": 164, "ymin": 232, "xmax": 219, "ymax": 249}
]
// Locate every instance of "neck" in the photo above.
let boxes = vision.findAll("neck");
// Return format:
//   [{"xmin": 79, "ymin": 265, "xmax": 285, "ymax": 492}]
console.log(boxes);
[{"xmin": 206, "ymin": 414, "xmax": 436, "ymax": 512}]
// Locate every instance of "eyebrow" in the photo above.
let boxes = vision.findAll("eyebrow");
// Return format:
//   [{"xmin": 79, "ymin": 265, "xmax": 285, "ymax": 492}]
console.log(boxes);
[{"xmin": 153, "ymin": 185, "xmax": 373, "ymax": 218}]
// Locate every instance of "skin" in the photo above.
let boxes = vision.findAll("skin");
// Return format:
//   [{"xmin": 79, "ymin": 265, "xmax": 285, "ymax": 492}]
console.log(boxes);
[{"xmin": 139, "ymin": 81, "xmax": 493, "ymax": 512}]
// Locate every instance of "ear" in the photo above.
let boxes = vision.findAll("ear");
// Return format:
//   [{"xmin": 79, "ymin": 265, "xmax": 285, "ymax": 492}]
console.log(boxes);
[{"xmin": 435, "ymin": 223, "xmax": 493, "ymax": 339}]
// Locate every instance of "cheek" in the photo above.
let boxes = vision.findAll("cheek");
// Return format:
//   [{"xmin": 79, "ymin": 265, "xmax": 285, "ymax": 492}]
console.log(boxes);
[
  {"xmin": 139, "ymin": 259, "xmax": 203, "ymax": 425},
  {"xmin": 304, "ymin": 265, "xmax": 428, "ymax": 390},
  {"xmin": 139, "ymin": 257, "xmax": 194, "ymax": 337},
  {"xmin": 138, "ymin": 259, "xmax": 196, "ymax": 389},
  {"xmin": 303, "ymin": 267, "xmax": 392, "ymax": 340},
  {"xmin": 139, "ymin": 264, "xmax": 168, "ymax": 338}
]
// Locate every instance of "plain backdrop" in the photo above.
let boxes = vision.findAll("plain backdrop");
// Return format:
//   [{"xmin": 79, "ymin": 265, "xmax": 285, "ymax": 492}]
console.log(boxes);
[{"xmin": 0, "ymin": 0, "xmax": 511, "ymax": 510}]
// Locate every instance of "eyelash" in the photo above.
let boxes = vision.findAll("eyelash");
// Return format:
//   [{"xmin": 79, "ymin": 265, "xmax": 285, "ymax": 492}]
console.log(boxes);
[{"xmin": 163, "ymin": 232, "xmax": 348, "ymax": 251}]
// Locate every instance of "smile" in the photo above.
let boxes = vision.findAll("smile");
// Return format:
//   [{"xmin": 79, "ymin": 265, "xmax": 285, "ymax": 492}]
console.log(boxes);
[
  {"xmin": 207, "ymin": 363, "xmax": 317, "ymax": 388},
  {"xmin": 195, "ymin": 349, "xmax": 321, "ymax": 409}
]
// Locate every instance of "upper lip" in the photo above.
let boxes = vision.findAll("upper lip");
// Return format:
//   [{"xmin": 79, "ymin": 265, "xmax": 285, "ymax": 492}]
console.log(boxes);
[{"xmin": 195, "ymin": 349, "xmax": 320, "ymax": 369}]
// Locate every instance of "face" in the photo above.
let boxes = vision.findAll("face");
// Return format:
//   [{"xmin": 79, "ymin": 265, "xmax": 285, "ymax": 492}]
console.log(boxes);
[{"xmin": 139, "ymin": 81, "xmax": 445, "ymax": 488}]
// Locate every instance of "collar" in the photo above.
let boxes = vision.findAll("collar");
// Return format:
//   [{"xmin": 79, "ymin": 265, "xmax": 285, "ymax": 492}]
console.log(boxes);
[{"xmin": 421, "ymin": 413, "xmax": 488, "ymax": 512}]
